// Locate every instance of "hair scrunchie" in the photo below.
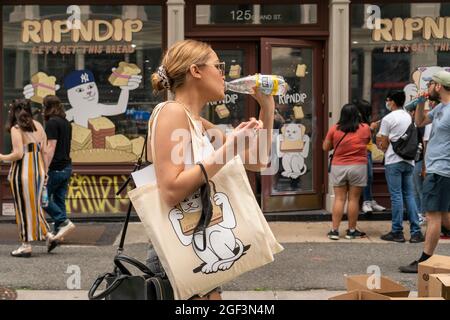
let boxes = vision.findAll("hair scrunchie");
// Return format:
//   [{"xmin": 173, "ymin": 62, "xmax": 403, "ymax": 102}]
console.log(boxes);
[{"xmin": 157, "ymin": 65, "xmax": 171, "ymax": 90}]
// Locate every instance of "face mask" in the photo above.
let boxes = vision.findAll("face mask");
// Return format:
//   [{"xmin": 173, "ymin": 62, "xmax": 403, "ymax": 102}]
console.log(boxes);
[{"xmin": 385, "ymin": 102, "xmax": 391, "ymax": 111}]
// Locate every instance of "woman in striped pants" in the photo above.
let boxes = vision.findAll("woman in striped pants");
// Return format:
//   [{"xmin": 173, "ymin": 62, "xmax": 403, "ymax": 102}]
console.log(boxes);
[{"xmin": 0, "ymin": 99, "xmax": 51, "ymax": 257}]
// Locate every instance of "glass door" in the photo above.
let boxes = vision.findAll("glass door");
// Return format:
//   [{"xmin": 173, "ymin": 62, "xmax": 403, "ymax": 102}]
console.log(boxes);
[
  {"xmin": 260, "ymin": 38, "xmax": 325, "ymax": 212},
  {"xmin": 202, "ymin": 42, "xmax": 259, "ymax": 194}
]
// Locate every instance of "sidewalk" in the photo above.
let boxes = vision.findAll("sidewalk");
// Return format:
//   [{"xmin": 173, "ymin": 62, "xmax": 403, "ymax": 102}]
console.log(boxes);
[
  {"xmin": 13, "ymin": 290, "xmax": 346, "ymax": 300},
  {"xmin": 14, "ymin": 289, "xmax": 419, "ymax": 300},
  {"xmin": 117, "ymin": 221, "xmax": 442, "ymax": 245},
  {"xmin": 1, "ymin": 221, "xmax": 445, "ymax": 299}
]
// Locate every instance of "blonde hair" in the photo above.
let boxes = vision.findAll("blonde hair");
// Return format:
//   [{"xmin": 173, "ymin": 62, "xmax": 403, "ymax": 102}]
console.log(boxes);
[{"xmin": 151, "ymin": 40, "xmax": 213, "ymax": 94}]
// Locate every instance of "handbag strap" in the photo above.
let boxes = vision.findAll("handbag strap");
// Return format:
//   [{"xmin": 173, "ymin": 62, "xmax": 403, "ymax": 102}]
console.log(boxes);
[
  {"xmin": 330, "ymin": 132, "xmax": 348, "ymax": 160},
  {"xmin": 192, "ymin": 162, "xmax": 213, "ymax": 252},
  {"xmin": 88, "ymin": 272, "xmax": 128, "ymax": 300},
  {"xmin": 148, "ymin": 101, "xmax": 212, "ymax": 252},
  {"xmin": 115, "ymin": 120, "xmax": 150, "ymax": 253},
  {"xmin": 116, "ymin": 101, "xmax": 187, "ymax": 253},
  {"xmin": 114, "ymin": 253, "xmax": 154, "ymax": 276}
]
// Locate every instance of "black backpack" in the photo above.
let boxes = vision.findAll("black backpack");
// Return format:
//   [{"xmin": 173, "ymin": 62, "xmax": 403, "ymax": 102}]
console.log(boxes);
[{"xmin": 391, "ymin": 122, "xmax": 419, "ymax": 160}]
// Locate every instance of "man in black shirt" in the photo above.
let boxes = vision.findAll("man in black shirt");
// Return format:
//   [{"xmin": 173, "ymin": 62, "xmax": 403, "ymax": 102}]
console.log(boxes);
[{"xmin": 43, "ymin": 95, "xmax": 75, "ymax": 252}]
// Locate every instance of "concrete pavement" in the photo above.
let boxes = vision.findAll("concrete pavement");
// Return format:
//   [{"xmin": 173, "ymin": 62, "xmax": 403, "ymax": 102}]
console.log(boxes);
[
  {"xmin": 118, "ymin": 221, "xmax": 449, "ymax": 245},
  {"xmin": 1, "ymin": 221, "xmax": 449, "ymax": 300},
  {"xmin": 14, "ymin": 289, "xmax": 349, "ymax": 300}
]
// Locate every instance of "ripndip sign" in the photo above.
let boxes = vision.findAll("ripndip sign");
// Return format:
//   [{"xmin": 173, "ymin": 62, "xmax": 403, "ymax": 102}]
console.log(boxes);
[
  {"xmin": 372, "ymin": 17, "xmax": 450, "ymax": 42},
  {"xmin": 22, "ymin": 19, "xmax": 143, "ymax": 43}
]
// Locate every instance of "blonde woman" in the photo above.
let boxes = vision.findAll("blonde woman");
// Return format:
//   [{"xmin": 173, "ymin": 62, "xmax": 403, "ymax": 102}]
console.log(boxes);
[{"xmin": 146, "ymin": 40, "xmax": 275, "ymax": 299}]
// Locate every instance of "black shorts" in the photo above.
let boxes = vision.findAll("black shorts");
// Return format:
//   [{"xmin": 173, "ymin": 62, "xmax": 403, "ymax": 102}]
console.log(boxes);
[{"xmin": 423, "ymin": 173, "xmax": 450, "ymax": 213}]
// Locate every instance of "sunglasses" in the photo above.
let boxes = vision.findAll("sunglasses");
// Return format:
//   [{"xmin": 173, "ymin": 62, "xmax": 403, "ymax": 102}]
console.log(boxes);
[{"xmin": 198, "ymin": 61, "xmax": 226, "ymax": 76}]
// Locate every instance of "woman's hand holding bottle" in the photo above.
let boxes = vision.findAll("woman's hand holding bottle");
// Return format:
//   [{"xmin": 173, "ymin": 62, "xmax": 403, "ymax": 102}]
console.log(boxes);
[{"xmin": 251, "ymin": 86, "xmax": 275, "ymax": 113}]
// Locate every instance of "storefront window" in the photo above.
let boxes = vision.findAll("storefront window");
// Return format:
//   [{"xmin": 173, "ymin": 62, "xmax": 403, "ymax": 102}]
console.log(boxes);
[
  {"xmin": 351, "ymin": 3, "xmax": 450, "ymax": 123},
  {"xmin": 271, "ymin": 46, "xmax": 314, "ymax": 193},
  {"xmin": 2, "ymin": 5, "xmax": 163, "ymax": 163},
  {"xmin": 202, "ymin": 49, "xmax": 247, "ymax": 130}
]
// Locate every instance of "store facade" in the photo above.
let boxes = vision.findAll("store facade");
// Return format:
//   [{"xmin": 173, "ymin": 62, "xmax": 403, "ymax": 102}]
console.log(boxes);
[
  {"xmin": 7, "ymin": 1, "xmax": 435, "ymax": 218},
  {"xmin": 350, "ymin": 1, "xmax": 450, "ymax": 207},
  {"xmin": 1, "ymin": 1, "xmax": 166, "ymax": 218}
]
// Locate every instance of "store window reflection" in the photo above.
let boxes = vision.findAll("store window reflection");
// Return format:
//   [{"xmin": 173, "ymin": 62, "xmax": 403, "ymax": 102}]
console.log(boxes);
[
  {"xmin": 271, "ymin": 47, "xmax": 314, "ymax": 193},
  {"xmin": 2, "ymin": 5, "xmax": 163, "ymax": 162},
  {"xmin": 351, "ymin": 2, "xmax": 450, "ymax": 123},
  {"xmin": 202, "ymin": 49, "xmax": 247, "ymax": 133}
]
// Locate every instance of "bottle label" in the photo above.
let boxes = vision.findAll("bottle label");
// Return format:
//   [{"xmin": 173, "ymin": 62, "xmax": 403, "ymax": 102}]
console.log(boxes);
[{"xmin": 256, "ymin": 74, "xmax": 279, "ymax": 95}]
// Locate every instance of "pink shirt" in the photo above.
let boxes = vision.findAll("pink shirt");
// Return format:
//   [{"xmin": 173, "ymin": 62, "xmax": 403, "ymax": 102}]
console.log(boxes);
[{"xmin": 325, "ymin": 124, "xmax": 371, "ymax": 165}]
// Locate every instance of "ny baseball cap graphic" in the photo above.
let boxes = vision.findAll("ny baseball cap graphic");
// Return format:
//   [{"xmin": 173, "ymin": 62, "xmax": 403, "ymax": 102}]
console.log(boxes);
[{"xmin": 64, "ymin": 70, "xmax": 95, "ymax": 90}]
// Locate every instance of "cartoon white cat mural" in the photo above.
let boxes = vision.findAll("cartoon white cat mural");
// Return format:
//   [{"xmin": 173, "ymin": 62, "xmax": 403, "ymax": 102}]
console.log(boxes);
[
  {"xmin": 168, "ymin": 187, "xmax": 249, "ymax": 275},
  {"xmin": 23, "ymin": 67, "xmax": 142, "ymax": 127},
  {"xmin": 277, "ymin": 123, "xmax": 310, "ymax": 179}
]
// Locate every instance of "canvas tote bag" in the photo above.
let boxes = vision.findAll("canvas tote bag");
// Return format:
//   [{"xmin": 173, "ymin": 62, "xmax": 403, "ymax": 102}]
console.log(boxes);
[{"xmin": 128, "ymin": 102, "xmax": 283, "ymax": 300}]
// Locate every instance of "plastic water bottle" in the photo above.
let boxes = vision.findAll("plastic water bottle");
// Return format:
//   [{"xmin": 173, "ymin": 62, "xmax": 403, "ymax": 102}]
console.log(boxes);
[
  {"xmin": 41, "ymin": 186, "xmax": 49, "ymax": 208},
  {"xmin": 225, "ymin": 74, "xmax": 289, "ymax": 96},
  {"xmin": 404, "ymin": 93, "xmax": 429, "ymax": 111},
  {"xmin": 415, "ymin": 142, "xmax": 423, "ymax": 162}
]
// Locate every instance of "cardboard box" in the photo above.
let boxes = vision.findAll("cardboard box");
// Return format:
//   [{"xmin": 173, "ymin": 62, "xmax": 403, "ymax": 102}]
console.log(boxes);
[
  {"xmin": 418, "ymin": 255, "xmax": 450, "ymax": 297},
  {"xmin": 428, "ymin": 274, "xmax": 450, "ymax": 300},
  {"xmin": 329, "ymin": 290, "xmax": 390, "ymax": 300},
  {"xmin": 346, "ymin": 275, "xmax": 410, "ymax": 298}
]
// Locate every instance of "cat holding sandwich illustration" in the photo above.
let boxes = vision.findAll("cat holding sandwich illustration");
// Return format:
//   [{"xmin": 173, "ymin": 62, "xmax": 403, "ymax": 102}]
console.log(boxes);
[
  {"xmin": 23, "ymin": 62, "xmax": 142, "ymax": 127},
  {"xmin": 168, "ymin": 186, "xmax": 250, "ymax": 275}
]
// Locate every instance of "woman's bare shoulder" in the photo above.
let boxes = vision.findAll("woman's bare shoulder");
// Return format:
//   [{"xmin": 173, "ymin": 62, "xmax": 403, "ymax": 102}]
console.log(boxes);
[
  {"xmin": 155, "ymin": 102, "xmax": 190, "ymax": 130},
  {"xmin": 10, "ymin": 125, "xmax": 21, "ymax": 134},
  {"xmin": 33, "ymin": 120, "xmax": 44, "ymax": 130}
]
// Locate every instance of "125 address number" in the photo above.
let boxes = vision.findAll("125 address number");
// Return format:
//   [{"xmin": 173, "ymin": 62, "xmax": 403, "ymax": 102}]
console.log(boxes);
[{"xmin": 230, "ymin": 10, "xmax": 281, "ymax": 21}]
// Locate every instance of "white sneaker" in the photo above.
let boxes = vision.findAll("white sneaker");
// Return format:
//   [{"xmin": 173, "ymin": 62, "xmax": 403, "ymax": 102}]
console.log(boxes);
[
  {"xmin": 418, "ymin": 214, "xmax": 426, "ymax": 226},
  {"xmin": 11, "ymin": 243, "xmax": 32, "ymax": 257},
  {"xmin": 371, "ymin": 200, "xmax": 386, "ymax": 212},
  {"xmin": 53, "ymin": 219, "xmax": 76, "ymax": 241},
  {"xmin": 362, "ymin": 201, "xmax": 373, "ymax": 214}
]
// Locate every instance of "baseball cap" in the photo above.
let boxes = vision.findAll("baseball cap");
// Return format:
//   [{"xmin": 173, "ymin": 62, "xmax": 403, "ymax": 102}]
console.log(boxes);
[
  {"xmin": 432, "ymin": 70, "xmax": 450, "ymax": 87},
  {"xmin": 64, "ymin": 70, "xmax": 95, "ymax": 90}
]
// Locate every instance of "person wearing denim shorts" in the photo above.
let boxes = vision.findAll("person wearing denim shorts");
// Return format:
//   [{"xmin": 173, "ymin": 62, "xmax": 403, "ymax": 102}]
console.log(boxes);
[
  {"xmin": 323, "ymin": 103, "xmax": 371, "ymax": 240},
  {"xmin": 400, "ymin": 70, "xmax": 450, "ymax": 273}
]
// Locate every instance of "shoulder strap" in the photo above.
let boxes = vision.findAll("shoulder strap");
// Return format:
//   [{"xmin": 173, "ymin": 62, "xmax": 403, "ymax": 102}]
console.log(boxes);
[
  {"xmin": 114, "ymin": 104, "xmax": 170, "ymax": 254},
  {"xmin": 147, "ymin": 101, "xmax": 174, "ymax": 163},
  {"xmin": 148, "ymin": 101, "xmax": 203, "ymax": 164},
  {"xmin": 333, "ymin": 132, "xmax": 348, "ymax": 153}
]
